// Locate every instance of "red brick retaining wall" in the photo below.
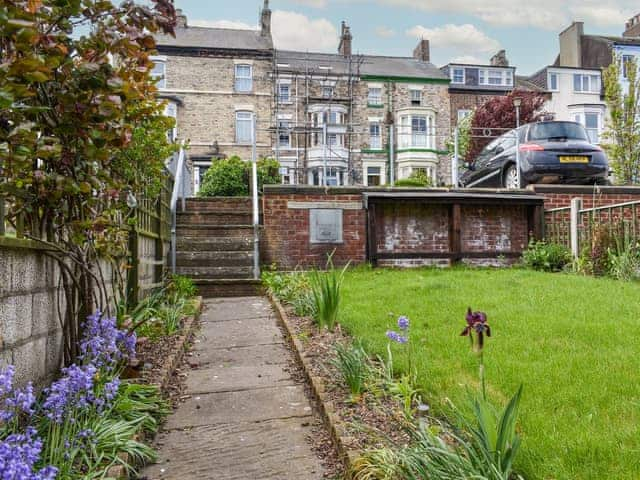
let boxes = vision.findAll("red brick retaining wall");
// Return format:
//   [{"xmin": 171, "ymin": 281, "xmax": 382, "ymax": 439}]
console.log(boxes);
[{"xmin": 530, "ymin": 185, "xmax": 640, "ymax": 210}]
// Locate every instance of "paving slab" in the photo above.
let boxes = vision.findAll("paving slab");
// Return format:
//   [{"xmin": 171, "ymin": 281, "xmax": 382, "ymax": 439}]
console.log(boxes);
[
  {"xmin": 143, "ymin": 297, "xmax": 326, "ymax": 479},
  {"xmin": 184, "ymin": 364, "xmax": 295, "ymax": 394},
  {"xmin": 189, "ymin": 343, "xmax": 290, "ymax": 368},
  {"xmin": 143, "ymin": 418, "xmax": 324, "ymax": 480}
]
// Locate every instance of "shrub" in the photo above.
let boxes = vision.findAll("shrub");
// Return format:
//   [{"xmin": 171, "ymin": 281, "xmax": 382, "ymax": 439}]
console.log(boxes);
[
  {"xmin": 608, "ymin": 241, "xmax": 640, "ymax": 281},
  {"xmin": 262, "ymin": 269, "xmax": 315, "ymax": 317},
  {"xmin": 395, "ymin": 170, "xmax": 433, "ymax": 188},
  {"xmin": 331, "ymin": 342, "xmax": 371, "ymax": 399},
  {"xmin": 168, "ymin": 274, "xmax": 198, "ymax": 299},
  {"xmin": 522, "ymin": 240, "xmax": 572, "ymax": 272},
  {"xmin": 198, "ymin": 156, "xmax": 281, "ymax": 197},
  {"xmin": 310, "ymin": 257, "xmax": 349, "ymax": 331}
]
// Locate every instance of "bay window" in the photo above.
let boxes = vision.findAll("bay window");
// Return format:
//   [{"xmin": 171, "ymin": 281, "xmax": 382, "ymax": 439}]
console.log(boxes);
[{"xmin": 399, "ymin": 114, "xmax": 435, "ymax": 149}]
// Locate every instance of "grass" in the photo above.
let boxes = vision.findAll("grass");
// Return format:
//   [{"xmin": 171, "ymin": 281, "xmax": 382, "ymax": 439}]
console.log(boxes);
[{"xmin": 339, "ymin": 266, "xmax": 640, "ymax": 480}]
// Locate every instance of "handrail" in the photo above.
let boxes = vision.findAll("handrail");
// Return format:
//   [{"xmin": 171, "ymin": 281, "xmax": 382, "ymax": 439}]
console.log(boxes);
[
  {"xmin": 580, "ymin": 199, "xmax": 640, "ymax": 214},
  {"xmin": 170, "ymin": 147, "xmax": 187, "ymax": 273}
]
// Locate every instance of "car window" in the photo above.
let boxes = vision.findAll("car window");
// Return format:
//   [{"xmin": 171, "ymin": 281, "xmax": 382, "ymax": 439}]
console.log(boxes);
[
  {"xmin": 528, "ymin": 122, "xmax": 589, "ymax": 141},
  {"xmin": 500, "ymin": 130, "xmax": 516, "ymax": 150},
  {"xmin": 480, "ymin": 135, "xmax": 504, "ymax": 155}
]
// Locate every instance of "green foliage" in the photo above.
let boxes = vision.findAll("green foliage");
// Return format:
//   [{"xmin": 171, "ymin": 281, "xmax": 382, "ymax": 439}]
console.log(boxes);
[
  {"xmin": 0, "ymin": 0, "xmax": 177, "ymax": 364},
  {"xmin": 310, "ymin": 257, "xmax": 349, "ymax": 331},
  {"xmin": 446, "ymin": 110, "xmax": 474, "ymax": 161},
  {"xmin": 386, "ymin": 373, "xmax": 421, "ymax": 419},
  {"xmin": 262, "ymin": 268, "xmax": 315, "ymax": 317},
  {"xmin": 198, "ymin": 156, "xmax": 282, "ymax": 197},
  {"xmin": 395, "ymin": 170, "xmax": 433, "ymax": 188},
  {"xmin": 168, "ymin": 274, "xmax": 198, "ymax": 298},
  {"xmin": 602, "ymin": 55, "xmax": 640, "ymax": 184},
  {"xmin": 522, "ymin": 240, "xmax": 572, "ymax": 272},
  {"xmin": 608, "ymin": 241, "xmax": 640, "ymax": 281},
  {"xmin": 113, "ymin": 381, "xmax": 170, "ymax": 435},
  {"xmin": 331, "ymin": 342, "xmax": 371, "ymax": 399}
]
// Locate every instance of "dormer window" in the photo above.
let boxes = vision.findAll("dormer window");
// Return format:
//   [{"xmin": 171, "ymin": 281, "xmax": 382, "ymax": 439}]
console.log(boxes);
[{"xmin": 451, "ymin": 67, "xmax": 464, "ymax": 84}]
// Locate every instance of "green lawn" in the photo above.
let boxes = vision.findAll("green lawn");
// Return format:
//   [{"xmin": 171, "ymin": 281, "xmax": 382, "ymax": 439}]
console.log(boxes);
[{"xmin": 340, "ymin": 267, "xmax": 640, "ymax": 480}]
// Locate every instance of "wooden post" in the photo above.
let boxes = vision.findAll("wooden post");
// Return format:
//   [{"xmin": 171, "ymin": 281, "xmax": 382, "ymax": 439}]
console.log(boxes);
[
  {"xmin": 570, "ymin": 197, "xmax": 582, "ymax": 259},
  {"xmin": 154, "ymin": 196, "xmax": 164, "ymax": 284},
  {"xmin": 449, "ymin": 203, "xmax": 462, "ymax": 265},
  {"xmin": 367, "ymin": 201, "xmax": 378, "ymax": 266},
  {"xmin": 0, "ymin": 198, "xmax": 5, "ymax": 236},
  {"xmin": 127, "ymin": 226, "xmax": 140, "ymax": 309}
]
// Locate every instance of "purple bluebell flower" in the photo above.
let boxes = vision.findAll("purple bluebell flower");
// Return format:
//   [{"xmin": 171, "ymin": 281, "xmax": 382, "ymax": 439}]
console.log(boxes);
[
  {"xmin": 397, "ymin": 316, "xmax": 410, "ymax": 331},
  {"xmin": 0, "ymin": 366, "xmax": 35, "ymax": 422},
  {"xmin": 79, "ymin": 311, "xmax": 136, "ymax": 369},
  {"xmin": 386, "ymin": 331, "xmax": 401, "ymax": 342},
  {"xmin": 104, "ymin": 378, "xmax": 120, "ymax": 401},
  {"xmin": 42, "ymin": 364, "xmax": 96, "ymax": 423},
  {"xmin": 0, "ymin": 427, "xmax": 58, "ymax": 480}
]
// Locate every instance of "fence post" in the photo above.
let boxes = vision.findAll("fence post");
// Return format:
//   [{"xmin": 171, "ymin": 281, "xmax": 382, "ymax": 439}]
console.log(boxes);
[
  {"xmin": 127, "ymin": 226, "xmax": 140, "ymax": 309},
  {"xmin": 570, "ymin": 197, "xmax": 582, "ymax": 259},
  {"xmin": 0, "ymin": 198, "xmax": 5, "ymax": 236}
]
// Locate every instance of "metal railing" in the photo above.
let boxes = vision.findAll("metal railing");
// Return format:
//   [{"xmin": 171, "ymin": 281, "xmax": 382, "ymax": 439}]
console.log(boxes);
[
  {"xmin": 545, "ymin": 198, "xmax": 640, "ymax": 257},
  {"xmin": 170, "ymin": 147, "xmax": 188, "ymax": 273}
]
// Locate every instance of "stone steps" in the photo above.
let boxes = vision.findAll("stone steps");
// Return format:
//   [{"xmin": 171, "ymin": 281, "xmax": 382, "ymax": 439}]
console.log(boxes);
[{"xmin": 175, "ymin": 197, "xmax": 258, "ymax": 298}]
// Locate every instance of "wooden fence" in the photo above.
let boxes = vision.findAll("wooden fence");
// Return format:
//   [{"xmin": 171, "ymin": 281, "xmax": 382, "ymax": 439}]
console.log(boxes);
[
  {"xmin": 1, "ymin": 172, "xmax": 174, "ymax": 305},
  {"xmin": 545, "ymin": 198, "xmax": 640, "ymax": 257}
]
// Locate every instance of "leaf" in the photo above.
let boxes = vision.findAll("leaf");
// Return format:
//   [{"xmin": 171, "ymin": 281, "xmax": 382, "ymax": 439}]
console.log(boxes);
[{"xmin": 27, "ymin": 0, "xmax": 42, "ymax": 13}]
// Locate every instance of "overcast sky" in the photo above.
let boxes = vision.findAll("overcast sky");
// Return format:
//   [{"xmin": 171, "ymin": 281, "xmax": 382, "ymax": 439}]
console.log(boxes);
[{"xmin": 176, "ymin": 0, "xmax": 638, "ymax": 75}]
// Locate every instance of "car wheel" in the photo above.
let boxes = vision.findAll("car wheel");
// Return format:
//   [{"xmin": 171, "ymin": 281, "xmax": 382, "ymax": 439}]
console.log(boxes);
[{"xmin": 503, "ymin": 164, "xmax": 519, "ymax": 189}]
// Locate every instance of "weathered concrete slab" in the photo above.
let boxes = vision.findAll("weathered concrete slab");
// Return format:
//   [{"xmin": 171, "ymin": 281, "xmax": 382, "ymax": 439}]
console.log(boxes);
[
  {"xmin": 193, "ymin": 318, "xmax": 283, "ymax": 349},
  {"xmin": 142, "ymin": 296, "xmax": 326, "ymax": 479},
  {"xmin": 189, "ymin": 343, "xmax": 290, "ymax": 368},
  {"xmin": 184, "ymin": 364, "xmax": 295, "ymax": 394},
  {"xmin": 202, "ymin": 297, "xmax": 273, "ymax": 322},
  {"xmin": 144, "ymin": 418, "xmax": 324, "ymax": 480}
]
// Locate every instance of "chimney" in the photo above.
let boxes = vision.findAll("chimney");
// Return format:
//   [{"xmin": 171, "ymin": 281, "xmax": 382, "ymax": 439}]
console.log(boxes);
[
  {"xmin": 559, "ymin": 21, "xmax": 583, "ymax": 68},
  {"xmin": 338, "ymin": 21, "xmax": 352, "ymax": 56},
  {"xmin": 176, "ymin": 9, "xmax": 187, "ymax": 28},
  {"xmin": 261, "ymin": 0, "xmax": 271, "ymax": 37},
  {"xmin": 623, "ymin": 13, "xmax": 640, "ymax": 37},
  {"xmin": 490, "ymin": 49, "xmax": 509, "ymax": 67},
  {"xmin": 413, "ymin": 39, "xmax": 430, "ymax": 62}
]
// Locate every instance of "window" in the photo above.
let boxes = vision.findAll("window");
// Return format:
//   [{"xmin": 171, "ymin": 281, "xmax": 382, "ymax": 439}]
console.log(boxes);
[
  {"xmin": 151, "ymin": 58, "xmax": 166, "ymax": 88},
  {"xmin": 479, "ymin": 69, "xmax": 486, "ymax": 85},
  {"xmin": 478, "ymin": 68, "xmax": 512, "ymax": 86},
  {"xmin": 235, "ymin": 111, "xmax": 253, "ymax": 144},
  {"xmin": 399, "ymin": 114, "xmax": 434, "ymax": 148},
  {"xmin": 573, "ymin": 74, "xmax": 600, "ymax": 93},
  {"xmin": 328, "ymin": 111, "xmax": 342, "ymax": 125},
  {"xmin": 367, "ymin": 166, "xmax": 382, "ymax": 186},
  {"xmin": 278, "ymin": 120, "xmax": 290, "ymax": 148},
  {"xmin": 451, "ymin": 67, "xmax": 464, "ymax": 84},
  {"xmin": 584, "ymin": 112, "xmax": 599, "ymax": 143},
  {"xmin": 325, "ymin": 167, "xmax": 340, "ymax": 186},
  {"xmin": 368, "ymin": 87, "xmax": 382, "ymax": 105},
  {"xmin": 164, "ymin": 102, "xmax": 177, "ymax": 142},
  {"xmin": 278, "ymin": 83, "xmax": 290, "ymax": 103},
  {"xmin": 623, "ymin": 55, "xmax": 635, "ymax": 79},
  {"xmin": 322, "ymin": 86, "xmax": 333, "ymax": 98},
  {"xmin": 488, "ymin": 69, "xmax": 503, "ymax": 85},
  {"xmin": 369, "ymin": 123, "xmax": 381, "ymax": 149},
  {"xmin": 411, "ymin": 116, "xmax": 427, "ymax": 147},
  {"xmin": 410, "ymin": 89, "xmax": 422, "ymax": 106},
  {"xmin": 548, "ymin": 72, "xmax": 558, "ymax": 91},
  {"xmin": 457, "ymin": 109, "xmax": 472, "ymax": 123},
  {"xmin": 505, "ymin": 70, "xmax": 513, "ymax": 86},
  {"xmin": 234, "ymin": 64, "xmax": 252, "ymax": 92}
]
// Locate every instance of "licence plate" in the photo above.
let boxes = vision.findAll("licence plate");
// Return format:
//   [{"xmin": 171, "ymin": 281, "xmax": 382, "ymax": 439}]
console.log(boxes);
[{"xmin": 559, "ymin": 156, "xmax": 589, "ymax": 163}]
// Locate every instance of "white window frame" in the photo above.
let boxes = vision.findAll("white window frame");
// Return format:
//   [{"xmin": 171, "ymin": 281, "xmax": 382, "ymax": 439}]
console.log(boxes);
[
  {"xmin": 277, "ymin": 120, "xmax": 291, "ymax": 149},
  {"xmin": 451, "ymin": 67, "xmax": 465, "ymax": 84},
  {"xmin": 234, "ymin": 64, "xmax": 253, "ymax": 93},
  {"xmin": 366, "ymin": 166, "xmax": 382, "ymax": 186},
  {"xmin": 548, "ymin": 72, "xmax": 558, "ymax": 91},
  {"xmin": 573, "ymin": 73, "xmax": 600, "ymax": 93},
  {"xmin": 570, "ymin": 108, "xmax": 604, "ymax": 145},
  {"xmin": 277, "ymin": 82, "xmax": 290, "ymax": 103},
  {"xmin": 322, "ymin": 86, "xmax": 334, "ymax": 99},
  {"xmin": 368, "ymin": 87, "xmax": 383, "ymax": 105},
  {"xmin": 235, "ymin": 111, "xmax": 253, "ymax": 144},
  {"xmin": 399, "ymin": 113, "xmax": 435, "ymax": 149},
  {"xmin": 478, "ymin": 68, "xmax": 513, "ymax": 87},
  {"xmin": 410, "ymin": 89, "xmax": 422, "ymax": 106},
  {"xmin": 369, "ymin": 123, "xmax": 381, "ymax": 149},
  {"xmin": 150, "ymin": 56, "xmax": 166, "ymax": 89},
  {"xmin": 457, "ymin": 109, "xmax": 472, "ymax": 123},
  {"xmin": 164, "ymin": 102, "xmax": 177, "ymax": 142}
]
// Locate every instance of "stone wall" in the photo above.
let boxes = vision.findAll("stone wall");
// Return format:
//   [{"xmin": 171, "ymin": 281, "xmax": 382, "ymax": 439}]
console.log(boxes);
[{"xmin": 162, "ymin": 54, "xmax": 273, "ymax": 160}]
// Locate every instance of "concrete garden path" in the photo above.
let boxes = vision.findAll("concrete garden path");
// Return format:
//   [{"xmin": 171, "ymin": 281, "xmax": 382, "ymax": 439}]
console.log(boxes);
[{"xmin": 141, "ymin": 297, "xmax": 326, "ymax": 480}]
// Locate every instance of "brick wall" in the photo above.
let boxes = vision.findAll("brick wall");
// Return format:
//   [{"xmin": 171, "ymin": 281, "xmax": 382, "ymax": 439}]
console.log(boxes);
[
  {"xmin": 262, "ymin": 189, "xmax": 366, "ymax": 269},
  {"xmin": 531, "ymin": 185, "xmax": 640, "ymax": 209},
  {"xmin": 263, "ymin": 186, "xmax": 542, "ymax": 269}
]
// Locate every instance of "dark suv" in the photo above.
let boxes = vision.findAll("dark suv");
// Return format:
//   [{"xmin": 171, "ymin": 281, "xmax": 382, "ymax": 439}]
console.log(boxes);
[{"xmin": 460, "ymin": 121, "xmax": 609, "ymax": 188}]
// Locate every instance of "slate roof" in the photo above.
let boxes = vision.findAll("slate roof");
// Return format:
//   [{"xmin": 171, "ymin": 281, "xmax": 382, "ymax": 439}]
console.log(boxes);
[
  {"xmin": 155, "ymin": 26, "xmax": 273, "ymax": 52},
  {"xmin": 275, "ymin": 50, "xmax": 447, "ymax": 80}
]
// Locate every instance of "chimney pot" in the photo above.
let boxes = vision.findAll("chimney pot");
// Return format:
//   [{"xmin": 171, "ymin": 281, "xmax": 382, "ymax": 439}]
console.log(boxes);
[
  {"xmin": 413, "ymin": 39, "xmax": 430, "ymax": 62},
  {"xmin": 490, "ymin": 49, "xmax": 509, "ymax": 67},
  {"xmin": 261, "ymin": 0, "xmax": 272, "ymax": 37}
]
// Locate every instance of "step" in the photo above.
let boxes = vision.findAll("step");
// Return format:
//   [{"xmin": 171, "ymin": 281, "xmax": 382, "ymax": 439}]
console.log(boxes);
[
  {"xmin": 177, "ymin": 237, "xmax": 254, "ymax": 252},
  {"xmin": 177, "ymin": 211, "xmax": 253, "ymax": 226},
  {"xmin": 175, "ymin": 265, "xmax": 254, "ymax": 280},
  {"xmin": 185, "ymin": 197, "xmax": 253, "ymax": 213},
  {"xmin": 194, "ymin": 279, "xmax": 262, "ymax": 298},
  {"xmin": 176, "ymin": 251, "xmax": 253, "ymax": 268},
  {"xmin": 176, "ymin": 224, "xmax": 256, "ymax": 238}
]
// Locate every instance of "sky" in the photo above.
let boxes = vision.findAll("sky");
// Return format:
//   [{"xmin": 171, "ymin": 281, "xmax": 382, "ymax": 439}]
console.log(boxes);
[{"xmin": 175, "ymin": 0, "xmax": 639, "ymax": 75}]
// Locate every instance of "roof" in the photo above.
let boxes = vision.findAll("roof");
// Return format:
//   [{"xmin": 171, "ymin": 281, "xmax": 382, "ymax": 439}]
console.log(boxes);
[
  {"xmin": 275, "ymin": 50, "xmax": 447, "ymax": 81},
  {"xmin": 587, "ymin": 34, "xmax": 640, "ymax": 46},
  {"xmin": 155, "ymin": 26, "xmax": 273, "ymax": 52},
  {"xmin": 515, "ymin": 75, "xmax": 546, "ymax": 92}
]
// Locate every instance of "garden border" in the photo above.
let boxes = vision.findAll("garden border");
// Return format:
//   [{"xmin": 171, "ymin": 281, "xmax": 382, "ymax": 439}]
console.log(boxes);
[
  {"xmin": 106, "ymin": 296, "xmax": 203, "ymax": 479},
  {"xmin": 268, "ymin": 294, "xmax": 361, "ymax": 473}
]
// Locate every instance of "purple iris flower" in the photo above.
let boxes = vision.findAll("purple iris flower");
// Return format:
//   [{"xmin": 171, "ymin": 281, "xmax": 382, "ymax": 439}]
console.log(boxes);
[{"xmin": 461, "ymin": 307, "xmax": 491, "ymax": 349}]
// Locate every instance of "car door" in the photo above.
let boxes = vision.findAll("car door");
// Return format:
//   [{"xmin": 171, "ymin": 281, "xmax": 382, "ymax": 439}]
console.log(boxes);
[{"xmin": 464, "ymin": 135, "xmax": 506, "ymax": 187}]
